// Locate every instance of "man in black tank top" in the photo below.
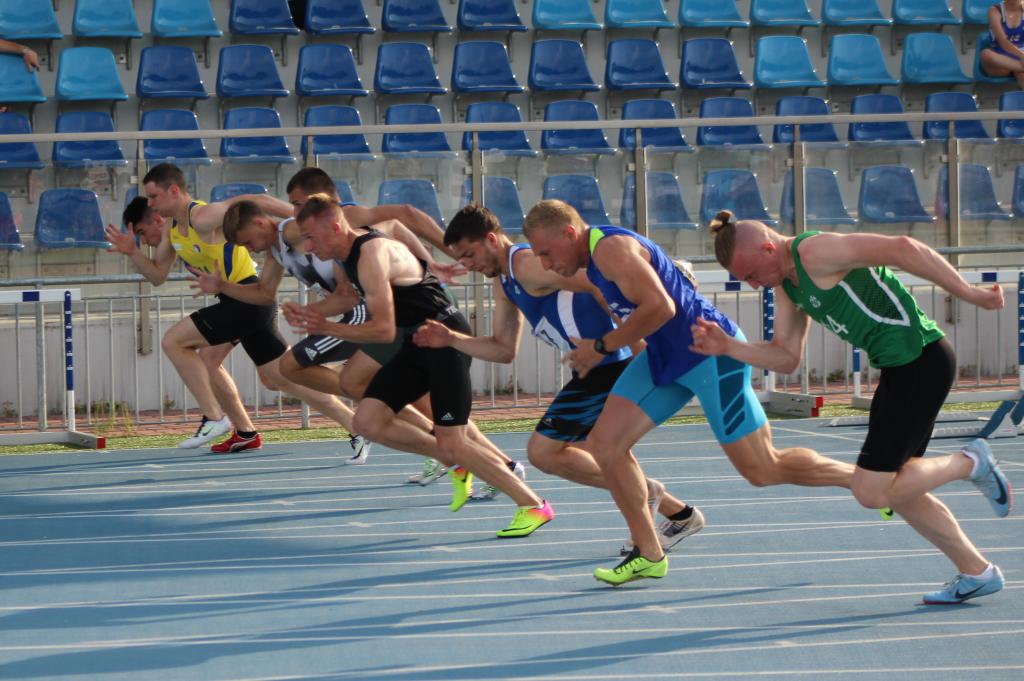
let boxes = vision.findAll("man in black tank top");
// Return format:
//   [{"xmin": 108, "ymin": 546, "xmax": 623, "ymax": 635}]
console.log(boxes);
[{"xmin": 283, "ymin": 194, "xmax": 554, "ymax": 538}]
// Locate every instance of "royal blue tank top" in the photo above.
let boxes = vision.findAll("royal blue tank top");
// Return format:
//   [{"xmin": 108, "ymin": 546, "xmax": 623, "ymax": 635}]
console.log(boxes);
[
  {"xmin": 499, "ymin": 244, "xmax": 630, "ymax": 367},
  {"xmin": 585, "ymin": 226, "xmax": 737, "ymax": 385},
  {"xmin": 991, "ymin": 1, "xmax": 1024, "ymax": 51}
]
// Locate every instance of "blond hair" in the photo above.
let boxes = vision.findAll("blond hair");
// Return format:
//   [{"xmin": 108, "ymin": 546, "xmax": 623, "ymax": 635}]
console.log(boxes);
[
  {"xmin": 296, "ymin": 192, "xmax": 339, "ymax": 225},
  {"xmin": 523, "ymin": 199, "xmax": 586, "ymax": 238}
]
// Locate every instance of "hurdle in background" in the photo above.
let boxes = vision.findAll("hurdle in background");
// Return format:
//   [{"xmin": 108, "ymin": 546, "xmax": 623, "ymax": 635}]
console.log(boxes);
[
  {"xmin": 830, "ymin": 270, "xmax": 1024, "ymax": 440},
  {"xmin": 0, "ymin": 289, "xmax": 103, "ymax": 448}
]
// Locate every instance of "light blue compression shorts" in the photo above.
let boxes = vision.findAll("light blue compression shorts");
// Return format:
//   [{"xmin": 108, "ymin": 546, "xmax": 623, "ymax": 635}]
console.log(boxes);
[{"xmin": 609, "ymin": 330, "xmax": 767, "ymax": 444}]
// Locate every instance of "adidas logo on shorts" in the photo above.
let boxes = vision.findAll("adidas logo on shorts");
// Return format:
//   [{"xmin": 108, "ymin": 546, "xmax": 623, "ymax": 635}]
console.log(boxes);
[
  {"xmin": 305, "ymin": 347, "xmax": 318, "ymax": 361},
  {"xmin": 440, "ymin": 412, "xmax": 455, "ymax": 422}
]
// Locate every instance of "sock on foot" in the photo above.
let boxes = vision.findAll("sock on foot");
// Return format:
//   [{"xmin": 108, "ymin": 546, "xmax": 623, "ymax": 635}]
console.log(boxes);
[
  {"xmin": 237, "ymin": 430, "xmax": 257, "ymax": 439},
  {"xmin": 668, "ymin": 506, "xmax": 694, "ymax": 521},
  {"xmin": 505, "ymin": 460, "xmax": 518, "ymax": 472},
  {"xmin": 967, "ymin": 563, "xmax": 995, "ymax": 580},
  {"xmin": 962, "ymin": 449, "xmax": 981, "ymax": 478}
]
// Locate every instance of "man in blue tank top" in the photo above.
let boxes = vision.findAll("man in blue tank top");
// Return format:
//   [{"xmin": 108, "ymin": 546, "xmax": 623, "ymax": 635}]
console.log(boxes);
[
  {"xmin": 413, "ymin": 204, "xmax": 706, "ymax": 554},
  {"xmin": 523, "ymin": 200, "xmax": 855, "ymax": 585}
]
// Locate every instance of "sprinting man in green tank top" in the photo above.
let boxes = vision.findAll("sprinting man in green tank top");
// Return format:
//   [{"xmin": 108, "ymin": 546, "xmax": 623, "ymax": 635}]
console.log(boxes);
[{"xmin": 691, "ymin": 210, "xmax": 1012, "ymax": 605}]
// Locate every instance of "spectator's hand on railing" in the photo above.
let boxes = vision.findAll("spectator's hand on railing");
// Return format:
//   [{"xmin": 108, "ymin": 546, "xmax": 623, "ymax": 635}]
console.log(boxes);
[
  {"xmin": 104, "ymin": 223, "xmax": 137, "ymax": 255},
  {"xmin": 188, "ymin": 262, "xmax": 224, "ymax": 296}
]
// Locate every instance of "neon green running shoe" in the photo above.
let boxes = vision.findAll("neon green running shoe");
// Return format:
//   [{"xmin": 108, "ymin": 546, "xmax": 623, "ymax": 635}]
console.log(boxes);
[
  {"xmin": 880, "ymin": 507, "xmax": 895, "ymax": 521},
  {"xmin": 496, "ymin": 500, "xmax": 554, "ymax": 538},
  {"xmin": 594, "ymin": 547, "xmax": 668, "ymax": 586},
  {"xmin": 449, "ymin": 467, "xmax": 473, "ymax": 512}
]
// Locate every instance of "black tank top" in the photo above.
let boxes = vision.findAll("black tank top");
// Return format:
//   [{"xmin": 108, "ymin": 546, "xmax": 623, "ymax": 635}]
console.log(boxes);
[{"xmin": 341, "ymin": 230, "xmax": 456, "ymax": 327}]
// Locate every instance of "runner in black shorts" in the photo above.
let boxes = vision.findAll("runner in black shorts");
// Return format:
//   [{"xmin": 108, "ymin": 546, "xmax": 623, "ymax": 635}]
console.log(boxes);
[
  {"xmin": 284, "ymin": 194, "xmax": 555, "ymax": 538},
  {"xmin": 414, "ymin": 203, "xmax": 704, "ymax": 553}
]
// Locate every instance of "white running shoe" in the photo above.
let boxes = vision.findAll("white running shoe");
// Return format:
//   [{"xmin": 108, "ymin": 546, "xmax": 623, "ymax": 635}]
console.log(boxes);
[
  {"xmin": 471, "ymin": 461, "xmax": 527, "ymax": 500},
  {"xmin": 657, "ymin": 507, "xmax": 706, "ymax": 551},
  {"xmin": 407, "ymin": 458, "xmax": 448, "ymax": 485},
  {"xmin": 179, "ymin": 415, "xmax": 231, "ymax": 449},
  {"xmin": 343, "ymin": 435, "xmax": 371, "ymax": 465}
]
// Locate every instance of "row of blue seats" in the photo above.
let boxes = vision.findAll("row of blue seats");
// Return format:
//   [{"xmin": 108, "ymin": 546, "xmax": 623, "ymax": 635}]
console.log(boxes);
[
  {"xmin": 0, "ymin": 0, "xmax": 1002, "ymax": 43},
  {"xmin": 0, "ymin": 33, "xmax": 1008, "ymax": 118},
  {"xmin": 4, "ymin": 163, "xmax": 1019, "ymax": 251},
  {"xmin": 5, "ymin": 89, "xmax": 1023, "ymax": 169}
]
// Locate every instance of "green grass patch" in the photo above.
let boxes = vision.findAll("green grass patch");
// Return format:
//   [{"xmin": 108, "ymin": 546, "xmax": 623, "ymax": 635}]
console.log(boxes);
[{"xmin": 0, "ymin": 400, "xmax": 1004, "ymax": 457}]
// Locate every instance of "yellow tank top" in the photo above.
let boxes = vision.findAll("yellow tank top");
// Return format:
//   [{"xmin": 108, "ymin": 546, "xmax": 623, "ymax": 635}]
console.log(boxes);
[{"xmin": 169, "ymin": 201, "xmax": 258, "ymax": 283}]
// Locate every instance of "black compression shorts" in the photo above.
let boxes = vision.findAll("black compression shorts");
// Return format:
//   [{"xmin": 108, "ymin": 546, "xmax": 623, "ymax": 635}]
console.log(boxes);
[
  {"xmin": 363, "ymin": 312, "xmax": 473, "ymax": 426},
  {"xmin": 858, "ymin": 337, "xmax": 956, "ymax": 473},
  {"xmin": 189, "ymin": 279, "xmax": 287, "ymax": 367}
]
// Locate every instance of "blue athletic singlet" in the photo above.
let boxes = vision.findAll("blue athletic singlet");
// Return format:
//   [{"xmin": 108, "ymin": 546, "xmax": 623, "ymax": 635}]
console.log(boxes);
[
  {"xmin": 585, "ymin": 225, "xmax": 737, "ymax": 385},
  {"xmin": 500, "ymin": 244, "xmax": 630, "ymax": 367},
  {"xmin": 990, "ymin": 1, "xmax": 1024, "ymax": 56}
]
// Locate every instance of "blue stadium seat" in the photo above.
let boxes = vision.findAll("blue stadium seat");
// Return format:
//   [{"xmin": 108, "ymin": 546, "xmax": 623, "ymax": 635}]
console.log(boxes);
[
  {"xmin": 73, "ymin": 0, "xmax": 143, "ymax": 39},
  {"xmin": 216, "ymin": 45, "xmax": 290, "ymax": 102},
  {"xmin": 0, "ymin": 113, "xmax": 44, "ymax": 170},
  {"xmin": 974, "ymin": 33, "xmax": 1014, "ymax": 83},
  {"xmin": 459, "ymin": 176, "xmax": 526, "ymax": 233},
  {"xmin": 754, "ymin": 36, "xmax": 826, "ymax": 92},
  {"xmin": 34, "ymin": 188, "xmax": 109, "ymax": 249},
  {"xmin": 295, "ymin": 44, "xmax": 368, "ymax": 104},
  {"xmin": 378, "ymin": 179, "xmax": 446, "ymax": 228},
  {"xmin": 605, "ymin": 39, "xmax": 678, "ymax": 93},
  {"xmin": 151, "ymin": 0, "xmax": 222, "ymax": 39},
  {"xmin": 773, "ymin": 96, "xmax": 845, "ymax": 146},
  {"xmin": 543, "ymin": 174, "xmax": 611, "ymax": 225},
  {"xmin": 451, "ymin": 41, "xmax": 524, "ymax": 96},
  {"xmin": 998, "ymin": 91, "xmax": 1024, "ymax": 139},
  {"xmin": 382, "ymin": 104, "xmax": 457, "ymax": 158},
  {"xmin": 680, "ymin": 38, "xmax": 752, "ymax": 90},
  {"xmin": 697, "ymin": 97, "xmax": 769, "ymax": 148},
  {"xmin": 0, "ymin": 55, "xmax": 46, "ymax": 117},
  {"xmin": 0, "ymin": 193, "xmax": 24, "ymax": 251},
  {"xmin": 823, "ymin": 0, "xmax": 891, "ymax": 26},
  {"xmin": 900, "ymin": 33, "xmax": 971, "ymax": 84},
  {"xmin": 220, "ymin": 107, "xmax": 296, "ymax": 164},
  {"xmin": 140, "ymin": 109, "xmax": 212, "ymax": 165},
  {"xmin": 619, "ymin": 98, "xmax": 693, "ymax": 152},
  {"xmin": 305, "ymin": 0, "xmax": 375, "ymax": 36},
  {"xmin": 461, "ymin": 102, "xmax": 537, "ymax": 157},
  {"xmin": 528, "ymin": 39, "xmax": 601, "ymax": 94},
  {"xmin": 1013, "ymin": 165, "xmax": 1024, "ymax": 217},
  {"xmin": 541, "ymin": 100, "xmax": 615, "ymax": 155},
  {"xmin": 533, "ymin": 0, "xmax": 603, "ymax": 33},
  {"xmin": 605, "ymin": 0, "xmax": 675, "ymax": 30},
  {"xmin": 0, "ymin": 1, "xmax": 61, "ymax": 69},
  {"xmin": 229, "ymin": 0, "xmax": 299, "ymax": 35},
  {"xmin": 620, "ymin": 172, "xmax": 698, "ymax": 230},
  {"xmin": 382, "ymin": 0, "xmax": 453, "ymax": 33},
  {"xmin": 210, "ymin": 183, "xmax": 268, "ymax": 203},
  {"xmin": 678, "ymin": 0, "xmax": 749, "ymax": 29},
  {"xmin": 334, "ymin": 179, "xmax": 356, "ymax": 204},
  {"xmin": 892, "ymin": 0, "xmax": 960, "ymax": 26},
  {"xmin": 857, "ymin": 165, "xmax": 934, "ymax": 223},
  {"xmin": 962, "ymin": 0, "xmax": 992, "ymax": 24},
  {"xmin": 55, "ymin": 48, "xmax": 129, "ymax": 111},
  {"xmin": 700, "ymin": 169, "xmax": 778, "ymax": 225},
  {"xmin": 827, "ymin": 34, "xmax": 899, "ymax": 90},
  {"xmin": 374, "ymin": 42, "xmax": 447, "ymax": 96},
  {"xmin": 848, "ymin": 93, "xmax": 922, "ymax": 145},
  {"xmin": 457, "ymin": 0, "xmax": 528, "ymax": 33},
  {"xmin": 301, "ymin": 105, "xmax": 375, "ymax": 160},
  {"xmin": 923, "ymin": 92, "xmax": 991, "ymax": 140},
  {"xmin": 780, "ymin": 167, "xmax": 857, "ymax": 225},
  {"xmin": 750, "ymin": 0, "xmax": 821, "ymax": 26},
  {"xmin": 936, "ymin": 164, "xmax": 1011, "ymax": 220},
  {"xmin": 136, "ymin": 46, "xmax": 209, "ymax": 105},
  {"xmin": 53, "ymin": 112, "xmax": 128, "ymax": 168}
]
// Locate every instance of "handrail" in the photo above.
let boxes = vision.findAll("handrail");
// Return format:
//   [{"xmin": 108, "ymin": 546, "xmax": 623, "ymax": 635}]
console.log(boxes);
[{"xmin": 1, "ymin": 111, "xmax": 1022, "ymax": 143}]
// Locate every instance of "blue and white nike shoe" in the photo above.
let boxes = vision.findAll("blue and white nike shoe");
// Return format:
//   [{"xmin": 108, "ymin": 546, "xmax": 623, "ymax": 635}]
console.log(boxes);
[
  {"xmin": 964, "ymin": 439, "xmax": 1013, "ymax": 517},
  {"xmin": 923, "ymin": 564, "xmax": 1005, "ymax": 605}
]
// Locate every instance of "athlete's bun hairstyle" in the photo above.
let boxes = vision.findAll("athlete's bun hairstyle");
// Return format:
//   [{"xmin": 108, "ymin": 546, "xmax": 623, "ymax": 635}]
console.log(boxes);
[
  {"xmin": 223, "ymin": 200, "xmax": 264, "ymax": 245},
  {"xmin": 296, "ymin": 192, "xmax": 338, "ymax": 224},
  {"xmin": 444, "ymin": 202, "xmax": 502, "ymax": 247},
  {"xmin": 708, "ymin": 210, "xmax": 738, "ymax": 269}
]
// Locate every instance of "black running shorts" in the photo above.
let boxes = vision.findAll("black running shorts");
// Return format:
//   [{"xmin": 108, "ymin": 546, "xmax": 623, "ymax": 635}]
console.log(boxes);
[
  {"xmin": 535, "ymin": 359, "xmax": 631, "ymax": 442},
  {"xmin": 363, "ymin": 312, "xmax": 473, "ymax": 426},
  {"xmin": 858, "ymin": 337, "xmax": 956, "ymax": 473},
  {"xmin": 189, "ymin": 279, "xmax": 287, "ymax": 367}
]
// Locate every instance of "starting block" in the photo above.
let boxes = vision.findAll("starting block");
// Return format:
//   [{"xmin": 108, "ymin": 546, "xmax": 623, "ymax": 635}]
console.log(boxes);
[{"xmin": 828, "ymin": 395, "xmax": 1024, "ymax": 440}]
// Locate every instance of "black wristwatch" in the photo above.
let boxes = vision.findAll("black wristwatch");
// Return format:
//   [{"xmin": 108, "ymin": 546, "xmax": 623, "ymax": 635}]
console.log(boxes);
[{"xmin": 593, "ymin": 336, "xmax": 614, "ymax": 355}]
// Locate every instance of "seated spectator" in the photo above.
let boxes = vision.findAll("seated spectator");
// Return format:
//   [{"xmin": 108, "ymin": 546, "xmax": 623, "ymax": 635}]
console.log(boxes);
[{"xmin": 980, "ymin": 0, "xmax": 1024, "ymax": 86}]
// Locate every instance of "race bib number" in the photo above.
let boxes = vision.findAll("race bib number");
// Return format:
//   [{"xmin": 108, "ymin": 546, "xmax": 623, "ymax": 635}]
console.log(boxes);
[{"xmin": 532, "ymin": 317, "xmax": 571, "ymax": 352}]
